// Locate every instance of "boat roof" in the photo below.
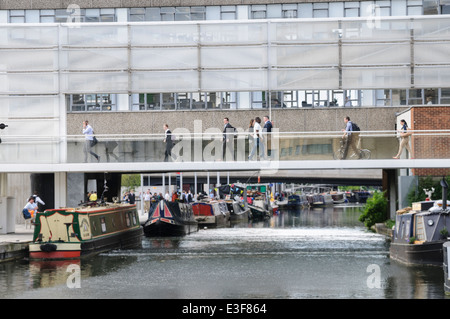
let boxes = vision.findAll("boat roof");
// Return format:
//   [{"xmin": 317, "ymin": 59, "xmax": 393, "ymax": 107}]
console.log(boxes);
[{"xmin": 44, "ymin": 203, "xmax": 136, "ymax": 214}]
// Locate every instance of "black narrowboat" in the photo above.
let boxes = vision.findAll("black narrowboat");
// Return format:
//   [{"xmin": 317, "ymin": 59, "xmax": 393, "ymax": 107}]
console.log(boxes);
[{"xmin": 143, "ymin": 200, "xmax": 198, "ymax": 237}]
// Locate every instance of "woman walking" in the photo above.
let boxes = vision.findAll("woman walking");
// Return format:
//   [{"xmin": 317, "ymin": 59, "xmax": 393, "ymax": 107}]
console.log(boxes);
[{"xmin": 393, "ymin": 119, "xmax": 412, "ymax": 159}]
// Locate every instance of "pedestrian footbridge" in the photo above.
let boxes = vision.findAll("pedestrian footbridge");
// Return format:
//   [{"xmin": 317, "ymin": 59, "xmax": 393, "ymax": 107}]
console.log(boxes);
[{"xmin": 0, "ymin": 130, "xmax": 448, "ymax": 173}]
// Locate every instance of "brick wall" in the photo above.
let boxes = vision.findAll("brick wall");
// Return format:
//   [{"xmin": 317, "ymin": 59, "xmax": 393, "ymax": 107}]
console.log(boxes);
[{"xmin": 411, "ymin": 106, "xmax": 450, "ymax": 176}]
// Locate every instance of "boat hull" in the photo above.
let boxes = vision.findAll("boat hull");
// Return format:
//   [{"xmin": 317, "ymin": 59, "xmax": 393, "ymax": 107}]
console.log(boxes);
[
  {"xmin": 29, "ymin": 225, "xmax": 143, "ymax": 260},
  {"xmin": 143, "ymin": 218, "xmax": 198, "ymax": 237},
  {"xmin": 390, "ymin": 241, "xmax": 445, "ymax": 266},
  {"xmin": 192, "ymin": 202, "xmax": 230, "ymax": 228},
  {"xmin": 195, "ymin": 214, "xmax": 230, "ymax": 228},
  {"xmin": 248, "ymin": 204, "xmax": 271, "ymax": 220}
]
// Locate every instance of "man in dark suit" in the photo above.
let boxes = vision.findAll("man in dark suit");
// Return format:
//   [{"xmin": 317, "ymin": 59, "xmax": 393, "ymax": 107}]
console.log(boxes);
[
  {"xmin": 222, "ymin": 117, "xmax": 234, "ymax": 160},
  {"xmin": 128, "ymin": 189, "xmax": 136, "ymax": 205},
  {"xmin": 263, "ymin": 116, "xmax": 273, "ymax": 158},
  {"xmin": 164, "ymin": 123, "xmax": 175, "ymax": 162}
]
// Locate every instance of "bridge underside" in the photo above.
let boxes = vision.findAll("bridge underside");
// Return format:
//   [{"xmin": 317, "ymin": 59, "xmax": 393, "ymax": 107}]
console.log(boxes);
[{"xmin": 1, "ymin": 159, "xmax": 446, "ymax": 174}]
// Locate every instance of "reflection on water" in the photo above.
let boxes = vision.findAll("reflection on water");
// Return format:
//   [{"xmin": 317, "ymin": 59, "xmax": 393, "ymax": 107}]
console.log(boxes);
[{"xmin": 0, "ymin": 205, "xmax": 447, "ymax": 299}]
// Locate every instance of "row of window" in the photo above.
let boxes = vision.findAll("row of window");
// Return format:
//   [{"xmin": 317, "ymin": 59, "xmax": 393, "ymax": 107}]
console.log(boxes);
[
  {"xmin": 67, "ymin": 88, "xmax": 450, "ymax": 112},
  {"xmin": 6, "ymin": 1, "xmax": 450, "ymax": 23}
]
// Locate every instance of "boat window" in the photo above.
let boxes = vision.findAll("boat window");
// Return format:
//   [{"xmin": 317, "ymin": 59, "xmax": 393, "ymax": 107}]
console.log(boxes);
[
  {"xmin": 100, "ymin": 217, "xmax": 107, "ymax": 233},
  {"xmin": 132, "ymin": 212, "xmax": 137, "ymax": 225},
  {"xmin": 126, "ymin": 213, "xmax": 131, "ymax": 227}
]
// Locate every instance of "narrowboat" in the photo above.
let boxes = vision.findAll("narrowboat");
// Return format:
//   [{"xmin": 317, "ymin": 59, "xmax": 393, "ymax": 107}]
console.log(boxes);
[
  {"xmin": 330, "ymin": 191, "xmax": 346, "ymax": 204},
  {"xmin": 284, "ymin": 194, "xmax": 309, "ymax": 209},
  {"xmin": 390, "ymin": 179, "xmax": 450, "ymax": 266},
  {"xmin": 307, "ymin": 193, "xmax": 333, "ymax": 208},
  {"xmin": 29, "ymin": 203, "xmax": 143, "ymax": 260},
  {"xmin": 225, "ymin": 200, "xmax": 250, "ymax": 222},
  {"xmin": 192, "ymin": 201, "xmax": 231, "ymax": 228},
  {"xmin": 248, "ymin": 204, "xmax": 272, "ymax": 220},
  {"xmin": 143, "ymin": 200, "xmax": 198, "ymax": 236}
]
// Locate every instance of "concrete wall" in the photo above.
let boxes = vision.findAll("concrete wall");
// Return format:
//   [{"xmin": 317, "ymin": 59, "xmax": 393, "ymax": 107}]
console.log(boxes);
[{"xmin": 67, "ymin": 106, "xmax": 407, "ymax": 135}]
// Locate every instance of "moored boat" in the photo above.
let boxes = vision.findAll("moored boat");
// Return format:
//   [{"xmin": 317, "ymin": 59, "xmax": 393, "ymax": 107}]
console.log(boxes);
[
  {"xmin": 307, "ymin": 193, "xmax": 333, "ymax": 207},
  {"xmin": 29, "ymin": 203, "xmax": 143, "ymax": 260},
  {"xmin": 285, "ymin": 194, "xmax": 309, "ymax": 209},
  {"xmin": 192, "ymin": 201, "xmax": 231, "ymax": 228},
  {"xmin": 143, "ymin": 200, "xmax": 198, "ymax": 236},
  {"xmin": 390, "ymin": 178, "xmax": 450, "ymax": 266},
  {"xmin": 225, "ymin": 200, "xmax": 250, "ymax": 222},
  {"xmin": 248, "ymin": 204, "xmax": 272, "ymax": 220},
  {"xmin": 330, "ymin": 192, "xmax": 346, "ymax": 204}
]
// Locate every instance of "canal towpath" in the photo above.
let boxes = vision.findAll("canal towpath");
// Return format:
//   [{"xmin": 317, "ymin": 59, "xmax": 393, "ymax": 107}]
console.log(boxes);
[{"xmin": 0, "ymin": 224, "xmax": 33, "ymax": 263}]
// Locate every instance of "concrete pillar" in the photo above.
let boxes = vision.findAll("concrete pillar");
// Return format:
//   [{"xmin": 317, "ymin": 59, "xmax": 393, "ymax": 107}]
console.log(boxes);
[
  {"xmin": 54, "ymin": 172, "xmax": 67, "ymax": 208},
  {"xmin": 67, "ymin": 173, "xmax": 85, "ymax": 207},
  {"xmin": 194, "ymin": 172, "xmax": 197, "ymax": 195},
  {"xmin": 0, "ymin": 173, "xmax": 15, "ymax": 234},
  {"xmin": 382, "ymin": 169, "xmax": 398, "ymax": 220},
  {"xmin": 0, "ymin": 173, "xmax": 7, "ymax": 197}
]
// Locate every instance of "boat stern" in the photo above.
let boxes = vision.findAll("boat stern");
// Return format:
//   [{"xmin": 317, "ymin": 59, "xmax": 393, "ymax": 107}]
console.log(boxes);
[{"xmin": 29, "ymin": 209, "xmax": 84, "ymax": 260}]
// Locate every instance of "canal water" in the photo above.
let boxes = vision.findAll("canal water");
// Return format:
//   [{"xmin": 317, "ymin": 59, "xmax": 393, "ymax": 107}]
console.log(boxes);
[{"xmin": 0, "ymin": 205, "xmax": 447, "ymax": 299}]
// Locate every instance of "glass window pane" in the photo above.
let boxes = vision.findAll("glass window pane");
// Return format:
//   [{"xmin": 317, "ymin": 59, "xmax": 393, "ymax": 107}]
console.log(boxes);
[{"xmin": 146, "ymin": 8, "xmax": 161, "ymax": 21}]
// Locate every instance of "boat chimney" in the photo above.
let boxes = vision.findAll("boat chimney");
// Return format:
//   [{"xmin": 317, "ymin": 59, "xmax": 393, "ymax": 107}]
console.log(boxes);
[{"xmin": 441, "ymin": 177, "xmax": 448, "ymax": 211}]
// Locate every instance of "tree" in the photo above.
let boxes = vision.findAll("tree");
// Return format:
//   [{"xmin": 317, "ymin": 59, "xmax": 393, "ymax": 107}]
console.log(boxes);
[
  {"xmin": 121, "ymin": 174, "xmax": 141, "ymax": 190},
  {"xmin": 359, "ymin": 191, "xmax": 388, "ymax": 229}
]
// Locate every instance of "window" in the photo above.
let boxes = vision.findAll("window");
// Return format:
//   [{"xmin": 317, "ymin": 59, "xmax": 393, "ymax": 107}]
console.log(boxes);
[
  {"xmin": 175, "ymin": 7, "xmax": 191, "ymax": 21},
  {"xmin": 344, "ymin": 2, "xmax": 360, "ymax": 17},
  {"xmin": 222, "ymin": 92, "xmax": 237, "ymax": 109},
  {"xmin": 407, "ymin": 0, "xmax": 423, "ymax": 15},
  {"xmin": 408, "ymin": 89, "xmax": 423, "ymax": 105},
  {"xmin": 162, "ymin": 93, "xmax": 176, "ymax": 110},
  {"xmin": 40, "ymin": 10, "xmax": 55, "ymax": 23},
  {"xmin": 251, "ymin": 5, "xmax": 267, "ymax": 19},
  {"xmin": 68, "ymin": 94, "xmax": 116, "ymax": 112},
  {"xmin": 251, "ymin": 92, "xmax": 267, "ymax": 109},
  {"xmin": 313, "ymin": 3, "xmax": 328, "ymax": 18},
  {"xmin": 126, "ymin": 213, "xmax": 131, "ymax": 227},
  {"xmin": 10, "ymin": 10, "xmax": 25, "ymax": 23},
  {"xmin": 375, "ymin": 1, "xmax": 392, "ymax": 17},
  {"xmin": 302, "ymin": 144, "xmax": 333, "ymax": 155},
  {"xmin": 130, "ymin": 8, "xmax": 146, "ymax": 21},
  {"xmin": 440, "ymin": 88, "xmax": 450, "ymax": 104},
  {"xmin": 221, "ymin": 6, "xmax": 237, "ymax": 20},
  {"xmin": 132, "ymin": 93, "xmax": 161, "ymax": 110},
  {"xmin": 206, "ymin": 92, "xmax": 220, "ymax": 109},
  {"xmin": 161, "ymin": 7, "xmax": 175, "ymax": 21},
  {"xmin": 191, "ymin": 7, "xmax": 206, "ymax": 20},
  {"xmin": 280, "ymin": 91, "xmax": 298, "ymax": 108},
  {"xmin": 442, "ymin": 5, "xmax": 450, "ymax": 14},
  {"xmin": 100, "ymin": 217, "xmax": 107, "ymax": 233},
  {"xmin": 282, "ymin": 4, "xmax": 298, "ymax": 18},
  {"xmin": 423, "ymin": 0, "xmax": 439, "ymax": 14}
]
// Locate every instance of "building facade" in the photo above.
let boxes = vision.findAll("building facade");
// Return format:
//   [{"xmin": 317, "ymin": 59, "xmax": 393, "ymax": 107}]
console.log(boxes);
[{"xmin": 0, "ymin": 0, "xmax": 449, "ymax": 222}]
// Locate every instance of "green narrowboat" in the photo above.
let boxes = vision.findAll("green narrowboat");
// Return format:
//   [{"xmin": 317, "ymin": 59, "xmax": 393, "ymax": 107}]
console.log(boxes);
[{"xmin": 29, "ymin": 203, "xmax": 143, "ymax": 260}]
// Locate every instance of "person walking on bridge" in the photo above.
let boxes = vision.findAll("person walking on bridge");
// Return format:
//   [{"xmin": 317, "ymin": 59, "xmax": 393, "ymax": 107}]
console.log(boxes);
[
  {"xmin": 82, "ymin": 120, "xmax": 100, "ymax": 163},
  {"xmin": 342, "ymin": 116, "xmax": 361, "ymax": 159},
  {"xmin": 393, "ymin": 119, "xmax": 412, "ymax": 159}
]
